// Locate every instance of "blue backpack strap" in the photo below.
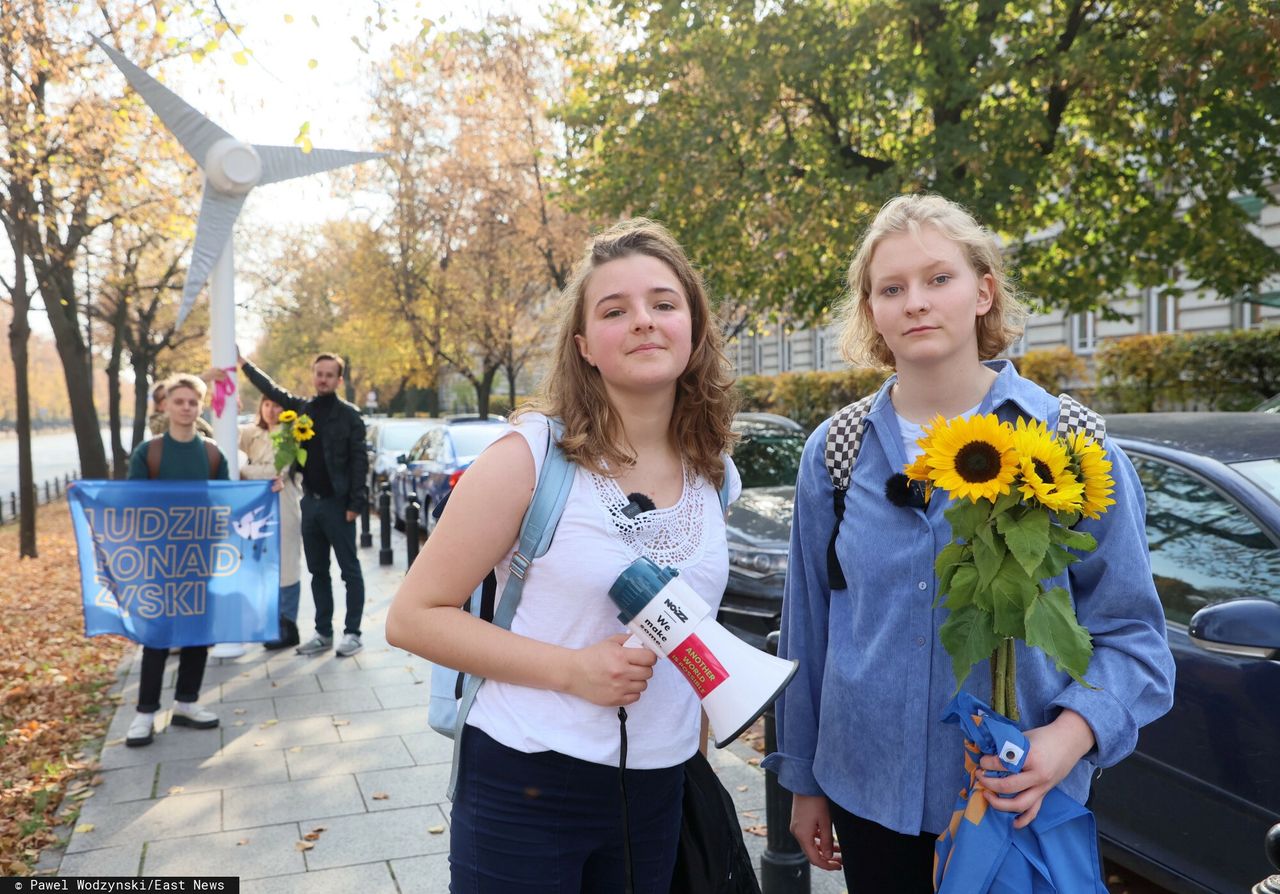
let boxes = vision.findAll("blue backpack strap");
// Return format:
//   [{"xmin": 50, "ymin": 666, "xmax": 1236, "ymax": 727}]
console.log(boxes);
[
  {"xmin": 448, "ymin": 418, "xmax": 573, "ymax": 798},
  {"xmin": 717, "ymin": 455, "xmax": 732, "ymax": 514}
]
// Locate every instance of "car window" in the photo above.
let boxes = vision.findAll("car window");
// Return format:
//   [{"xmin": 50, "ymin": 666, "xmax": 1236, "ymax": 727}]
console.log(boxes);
[
  {"xmin": 383, "ymin": 425, "xmax": 428, "ymax": 451},
  {"xmin": 449, "ymin": 426, "xmax": 505, "ymax": 459},
  {"xmin": 1130, "ymin": 454, "xmax": 1280, "ymax": 626},
  {"xmin": 734, "ymin": 433, "xmax": 806, "ymax": 489},
  {"xmin": 407, "ymin": 434, "xmax": 431, "ymax": 463}
]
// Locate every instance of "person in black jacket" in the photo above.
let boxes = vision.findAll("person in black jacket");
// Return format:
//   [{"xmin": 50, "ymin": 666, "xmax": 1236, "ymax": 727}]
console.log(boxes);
[{"xmin": 236, "ymin": 351, "xmax": 370, "ymax": 658}]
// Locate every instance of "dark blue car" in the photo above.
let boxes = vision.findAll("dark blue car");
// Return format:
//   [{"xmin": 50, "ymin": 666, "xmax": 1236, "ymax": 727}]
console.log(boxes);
[
  {"xmin": 389, "ymin": 419, "xmax": 508, "ymax": 533},
  {"xmin": 1093, "ymin": 412, "xmax": 1280, "ymax": 894}
]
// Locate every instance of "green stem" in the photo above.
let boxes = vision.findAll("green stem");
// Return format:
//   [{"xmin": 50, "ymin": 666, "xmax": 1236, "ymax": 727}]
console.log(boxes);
[
  {"xmin": 1004, "ymin": 639, "xmax": 1019, "ymax": 724},
  {"xmin": 992, "ymin": 641, "xmax": 1008, "ymax": 717}
]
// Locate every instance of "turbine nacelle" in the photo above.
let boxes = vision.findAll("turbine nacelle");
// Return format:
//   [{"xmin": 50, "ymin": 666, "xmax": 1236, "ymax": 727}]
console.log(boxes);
[{"xmin": 205, "ymin": 139, "xmax": 262, "ymax": 196}]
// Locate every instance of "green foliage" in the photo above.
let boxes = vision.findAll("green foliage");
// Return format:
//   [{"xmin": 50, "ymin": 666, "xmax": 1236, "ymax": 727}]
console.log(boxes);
[
  {"xmin": 733, "ymin": 368, "xmax": 887, "ymax": 429},
  {"xmin": 1025, "ymin": 587, "xmax": 1095, "ymax": 687},
  {"xmin": 1095, "ymin": 334, "xmax": 1190, "ymax": 412},
  {"xmin": 1016, "ymin": 348, "xmax": 1087, "ymax": 396},
  {"xmin": 562, "ymin": 1, "xmax": 1280, "ymax": 324}
]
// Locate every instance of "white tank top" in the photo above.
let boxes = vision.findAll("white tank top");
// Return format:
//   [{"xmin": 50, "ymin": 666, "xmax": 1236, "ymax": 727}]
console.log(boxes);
[{"xmin": 466, "ymin": 413, "xmax": 741, "ymax": 769}]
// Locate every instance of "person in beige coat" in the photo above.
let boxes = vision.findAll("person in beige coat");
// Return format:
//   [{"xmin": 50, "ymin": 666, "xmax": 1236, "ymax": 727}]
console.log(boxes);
[{"xmin": 240, "ymin": 397, "xmax": 303, "ymax": 649}]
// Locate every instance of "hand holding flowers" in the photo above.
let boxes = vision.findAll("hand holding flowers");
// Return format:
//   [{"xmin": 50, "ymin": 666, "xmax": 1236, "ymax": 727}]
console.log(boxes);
[
  {"xmin": 271, "ymin": 409, "xmax": 315, "ymax": 472},
  {"xmin": 907, "ymin": 413, "xmax": 1116, "ymax": 722}
]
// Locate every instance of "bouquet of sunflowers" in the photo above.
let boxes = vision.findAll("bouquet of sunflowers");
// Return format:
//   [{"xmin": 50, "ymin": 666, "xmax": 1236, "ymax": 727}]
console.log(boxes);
[
  {"xmin": 907, "ymin": 414, "xmax": 1116, "ymax": 721},
  {"xmin": 271, "ymin": 410, "xmax": 315, "ymax": 473}
]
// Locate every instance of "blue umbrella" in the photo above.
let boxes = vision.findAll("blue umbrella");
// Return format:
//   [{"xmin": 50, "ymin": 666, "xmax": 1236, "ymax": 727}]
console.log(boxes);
[{"xmin": 933, "ymin": 692, "xmax": 1108, "ymax": 893}]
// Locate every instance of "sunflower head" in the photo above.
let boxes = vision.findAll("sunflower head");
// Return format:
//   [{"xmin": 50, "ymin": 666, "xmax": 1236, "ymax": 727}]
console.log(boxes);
[
  {"xmin": 279, "ymin": 410, "xmax": 298, "ymax": 423},
  {"xmin": 294, "ymin": 425, "xmax": 315, "ymax": 442},
  {"xmin": 1011, "ymin": 418, "xmax": 1084, "ymax": 513},
  {"xmin": 920, "ymin": 413, "xmax": 1017, "ymax": 503},
  {"xmin": 1066, "ymin": 432, "xmax": 1115, "ymax": 519}
]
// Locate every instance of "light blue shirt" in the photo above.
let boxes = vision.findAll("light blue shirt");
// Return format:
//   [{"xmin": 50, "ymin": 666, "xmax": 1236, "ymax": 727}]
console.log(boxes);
[{"xmin": 761, "ymin": 360, "xmax": 1175, "ymax": 835}]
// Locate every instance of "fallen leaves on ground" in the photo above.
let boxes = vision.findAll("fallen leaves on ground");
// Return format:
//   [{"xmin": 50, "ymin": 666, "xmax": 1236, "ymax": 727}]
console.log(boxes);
[
  {"xmin": 0, "ymin": 503, "xmax": 132, "ymax": 874},
  {"xmin": 371, "ymin": 792, "xmax": 390, "ymax": 800}
]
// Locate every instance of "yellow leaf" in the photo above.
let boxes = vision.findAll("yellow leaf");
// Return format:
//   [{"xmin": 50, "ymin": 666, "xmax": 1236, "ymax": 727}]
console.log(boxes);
[
  {"xmin": 75, "ymin": 824, "xmax": 95, "ymax": 833},
  {"xmin": 232, "ymin": 51, "xmax": 249, "ymax": 66},
  {"xmin": 167, "ymin": 786, "xmax": 185, "ymax": 795},
  {"xmin": 284, "ymin": 14, "xmax": 294, "ymax": 23},
  {"xmin": 295, "ymin": 840, "xmax": 314, "ymax": 851},
  {"xmin": 428, "ymin": 825, "xmax": 445, "ymax": 835},
  {"xmin": 371, "ymin": 791, "xmax": 389, "ymax": 800},
  {"xmin": 236, "ymin": 838, "xmax": 250, "ymax": 846},
  {"xmin": 155, "ymin": 20, "xmax": 168, "ymax": 35},
  {"xmin": 308, "ymin": 59, "xmax": 318, "ymax": 70}
]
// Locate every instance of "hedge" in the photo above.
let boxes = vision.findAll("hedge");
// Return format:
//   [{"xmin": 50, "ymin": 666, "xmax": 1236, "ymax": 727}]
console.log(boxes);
[{"xmin": 735, "ymin": 368, "xmax": 889, "ymax": 431}]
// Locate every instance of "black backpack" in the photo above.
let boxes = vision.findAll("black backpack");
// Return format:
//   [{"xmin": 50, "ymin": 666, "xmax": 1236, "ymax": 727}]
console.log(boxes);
[{"xmin": 670, "ymin": 750, "xmax": 763, "ymax": 894}]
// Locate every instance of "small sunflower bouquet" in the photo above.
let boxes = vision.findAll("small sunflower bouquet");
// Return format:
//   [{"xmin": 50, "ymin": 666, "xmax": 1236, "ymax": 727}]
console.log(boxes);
[
  {"xmin": 907, "ymin": 414, "xmax": 1116, "ymax": 721},
  {"xmin": 271, "ymin": 409, "xmax": 315, "ymax": 472}
]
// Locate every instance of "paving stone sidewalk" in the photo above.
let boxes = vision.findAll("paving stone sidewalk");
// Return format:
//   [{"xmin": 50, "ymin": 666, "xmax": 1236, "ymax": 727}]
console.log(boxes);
[{"xmin": 44, "ymin": 522, "xmax": 844, "ymax": 893}]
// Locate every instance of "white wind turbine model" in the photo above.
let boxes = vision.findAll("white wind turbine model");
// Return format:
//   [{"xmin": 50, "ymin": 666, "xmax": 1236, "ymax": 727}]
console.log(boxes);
[
  {"xmin": 94, "ymin": 37, "xmax": 383, "ymax": 479},
  {"xmin": 97, "ymin": 38, "xmax": 383, "ymax": 658}
]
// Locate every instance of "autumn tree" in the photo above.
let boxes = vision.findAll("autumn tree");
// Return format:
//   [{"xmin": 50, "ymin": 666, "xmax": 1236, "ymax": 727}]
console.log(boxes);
[
  {"xmin": 367, "ymin": 17, "xmax": 591, "ymax": 416},
  {"xmin": 561, "ymin": 1, "xmax": 1280, "ymax": 323}
]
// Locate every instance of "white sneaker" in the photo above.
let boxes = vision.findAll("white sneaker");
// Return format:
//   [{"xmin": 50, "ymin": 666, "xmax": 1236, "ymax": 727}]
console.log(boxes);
[
  {"xmin": 210, "ymin": 643, "xmax": 246, "ymax": 659},
  {"xmin": 126, "ymin": 712, "xmax": 155, "ymax": 747},
  {"xmin": 335, "ymin": 633, "xmax": 363, "ymax": 657},
  {"xmin": 171, "ymin": 701, "xmax": 219, "ymax": 730}
]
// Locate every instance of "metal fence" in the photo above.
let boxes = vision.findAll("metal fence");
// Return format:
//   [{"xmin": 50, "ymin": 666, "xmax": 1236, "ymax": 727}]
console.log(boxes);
[{"xmin": 0, "ymin": 471, "xmax": 79, "ymax": 525}]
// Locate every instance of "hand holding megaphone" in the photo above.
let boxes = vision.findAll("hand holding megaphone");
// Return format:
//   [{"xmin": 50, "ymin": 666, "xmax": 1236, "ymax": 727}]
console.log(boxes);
[
  {"xmin": 609, "ymin": 557, "xmax": 799, "ymax": 747},
  {"xmin": 568, "ymin": 633, "xmax": 657, "ymax": 707}
]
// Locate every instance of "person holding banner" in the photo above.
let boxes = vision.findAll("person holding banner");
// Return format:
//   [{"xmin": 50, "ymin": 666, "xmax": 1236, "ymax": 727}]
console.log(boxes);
[
  {"xmin": 386, "ymin": 219, "xmax": 740, "ymax": 893},
  {"xmin": 241, "ymin": 397, "xmax": 303, "ymax": 650},
  {"xmin": 125, "ymin": 373, "xmax": 228, "ymax": 747}
]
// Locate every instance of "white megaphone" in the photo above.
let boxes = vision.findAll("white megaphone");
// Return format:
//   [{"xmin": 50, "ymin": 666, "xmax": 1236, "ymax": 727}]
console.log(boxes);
[{"xmin": 608, "ymin": 556, "xmax": 799, "ymax": 748}]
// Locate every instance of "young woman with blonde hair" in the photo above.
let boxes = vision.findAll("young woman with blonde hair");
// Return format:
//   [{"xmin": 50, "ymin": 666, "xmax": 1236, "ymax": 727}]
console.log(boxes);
[
  {"xmin": 387, "ymin": 219, "xmax": 739, "ymax": 893},
  {"xmin": 764, "ymin": 194, "xmax": 1174, "ymax": 892}
]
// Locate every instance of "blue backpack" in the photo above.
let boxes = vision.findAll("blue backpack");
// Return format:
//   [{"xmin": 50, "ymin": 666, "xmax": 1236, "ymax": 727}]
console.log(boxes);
[{"xmin": 428, "ymin": 419, "xmax": 731, "ymax": 798}]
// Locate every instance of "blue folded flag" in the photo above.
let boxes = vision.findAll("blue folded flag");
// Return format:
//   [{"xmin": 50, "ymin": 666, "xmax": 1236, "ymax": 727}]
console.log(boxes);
[
  {"xmin": 69, "ymin": 480, "xmax": 280, "ymax": 648},
  {"xmin": 934, "ymin": 691, "xmax": 1108, "ymax": 894}
]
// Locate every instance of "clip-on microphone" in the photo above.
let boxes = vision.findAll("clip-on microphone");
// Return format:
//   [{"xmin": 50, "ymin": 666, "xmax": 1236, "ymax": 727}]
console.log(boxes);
[{"xmin": 622, "ymin": 492, "xmax": 656, "ymax": 519}]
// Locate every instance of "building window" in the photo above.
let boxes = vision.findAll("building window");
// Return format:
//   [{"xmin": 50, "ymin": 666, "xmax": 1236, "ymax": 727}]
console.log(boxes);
[
  {"xmin": 1146, "ymin": 291, "xmax": 1178, "ymax": 334},
  {"xmin": 1070, "ymin": 311, "xmax": 1097, "ymax": 354}
]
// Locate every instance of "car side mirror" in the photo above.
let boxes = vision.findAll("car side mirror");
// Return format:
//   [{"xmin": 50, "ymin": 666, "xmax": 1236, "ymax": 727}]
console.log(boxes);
[
  {"xmin": 1189, "ymin": 599, "xmax": 1280, "ymax": 660},
  {"xmin": 396, "ymin": 454, "xmax": 407, "ymax": 465}
]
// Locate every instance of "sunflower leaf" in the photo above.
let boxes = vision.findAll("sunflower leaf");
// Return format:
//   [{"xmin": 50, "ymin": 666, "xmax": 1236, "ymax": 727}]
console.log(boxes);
[
  {"xmin": 934, "ymin": 542, "xmax": 968, "ymax": 597},
  {"xmin": 973, "ymin": 524, "xmax": 1005, "ymax": 591},
  {"xmin": 990, "ymin": 555, "xmax": 1035, "ymax": 638},
  {"xmin": 296, "ymin": 447, "xmax": 308, "ymax": 467},
  {"xmin": 996, "ymin": 507, "xmax": 1050, "ymax": 577},
  {"xmin": 940, "ymin": 604, "xmax": 1001, "ymax": 691},
  {"xmin": 1034, "ymin": 542, "xmax": 1078, "ymax": 581},
  {"xmin": 991, "ymin": 488, "xmax": 1021, "ymax": 517},
  {"xmin": 1025, "ymin": 586, "xmax": 1095, "ymax": 686},
  {"xmin": 1050, "ymin": 525, "xmax": 1097, "ymax": 552},
  {"xmin": 945, "ymin": 499, "xmax": 988, "ymax": 541},
  {"xmin": 942, "ymin": 563, "xmax": 978, "ymax": 611}
]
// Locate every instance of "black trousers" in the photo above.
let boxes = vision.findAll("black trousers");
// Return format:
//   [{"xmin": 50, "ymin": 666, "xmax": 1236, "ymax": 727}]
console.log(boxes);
[
  {"xmin": 137, "ymin": 646, "xmax": 209, "ymax": 713},
  {"xmin": 301, "ymin": 493, "xmax": 365, "ymax": 637},
  {"xmin": 829, "ymin": 799, "xmax": 938, "ymax": 894}
]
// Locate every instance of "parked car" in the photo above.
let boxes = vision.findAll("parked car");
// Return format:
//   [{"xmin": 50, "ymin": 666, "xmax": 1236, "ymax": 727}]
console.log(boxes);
[
  {"xmin": 1092, "ymin": 412, "xmax": 1280, "ymax": 894},
  {"xmin": 388, "ymin": 419, "xmax": 508, "ymax": 532},
  {"xmin": 717, "ymin": 413, "xmax": 806, "ymax": 646},
  {"xmin": 367, "ymin": 418, "xmax": 441, "ymax": 488},
  {"xmin": 1254, "ymin": 392, "xmax": 1280, "ymax": 414}
]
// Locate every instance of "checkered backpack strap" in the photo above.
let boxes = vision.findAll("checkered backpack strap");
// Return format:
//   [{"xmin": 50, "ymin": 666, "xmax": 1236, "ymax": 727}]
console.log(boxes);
[
  {"xmin": 822, "ymin": 394, "xmax": 875, "ymax": 590},
  {"xmin": 1056, "ymin": 393, "xmax": 1106, "ymax": 443}
]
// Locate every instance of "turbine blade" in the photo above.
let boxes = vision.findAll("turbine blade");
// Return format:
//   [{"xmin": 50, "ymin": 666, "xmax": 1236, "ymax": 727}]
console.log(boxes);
[
  {"xmin": 93, "ymin": 36, "xmax": 232, "ymax": 167},
  {"xmin": 176, "ymin": 187, "xmax": 248, "ymax": 326},
  {"xmin": 253, "ymin": 145, "xmax": 385, "ymax": 186}
]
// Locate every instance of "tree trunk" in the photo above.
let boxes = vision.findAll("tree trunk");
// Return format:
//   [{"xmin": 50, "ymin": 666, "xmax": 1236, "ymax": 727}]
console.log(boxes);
[
  {"xmin": 8, "ymin": 228, "xmax": 37, "ymax": 557},
  {"xmin": 41, "ymin": 266, "xmax": 108, "ymax": 478},
  {"xmin": 474, "ymin": 365, "xmax": 499, "ymax": 418},
  {"xmin": 506, "ymin": 364, "xmax": 518, "ymax": 410},
  {"xmin": 131, "ymin": 352, "xmax": 152, "ymax": 450},
  {"xmin": 105, "ymin": 321, "xmax": 127, "ymax": 477}
]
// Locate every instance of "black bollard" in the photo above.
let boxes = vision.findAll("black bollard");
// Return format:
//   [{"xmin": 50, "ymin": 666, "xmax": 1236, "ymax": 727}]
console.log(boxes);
[
  {"xmin": 762, "ymin": 630, "xmax": 809, "ymax": 894},
  {"xmin": 360, "ymin": 470, "xmax": 373, "ymax": 548},
  {"xmin": 378, "ymin": 485, "xmax": 394, "ymax": 566},
  {"xmin": 9, "ymin": 492, "xmax": 16, "ymax": 516},
  {"xmin": 405, "ymin": 494, "xmax": 421, "ymax": 569},
  {"xmin": 1254, "ymin": 822, "xmax": 1280, "ymax": 894},
  {"xmin": 44, "ymin": 480, "xmax": 51, "ymax": 502}
]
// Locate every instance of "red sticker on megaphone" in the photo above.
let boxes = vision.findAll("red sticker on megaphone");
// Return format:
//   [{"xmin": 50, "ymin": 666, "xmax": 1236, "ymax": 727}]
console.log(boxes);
[{"xmin": 671, "ymin": 633, "xmax": 729, "ymax": 697}]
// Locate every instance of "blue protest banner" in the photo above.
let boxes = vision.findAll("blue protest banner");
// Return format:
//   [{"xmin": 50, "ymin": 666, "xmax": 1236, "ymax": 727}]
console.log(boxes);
[{"xmin": 68, "ymin": 480, "xmax": 280, "ymax": 648}]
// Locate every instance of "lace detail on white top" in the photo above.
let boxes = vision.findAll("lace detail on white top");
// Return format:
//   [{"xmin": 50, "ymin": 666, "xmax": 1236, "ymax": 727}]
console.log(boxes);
[{"xmin": 588, "ymin": 465, "xmax": 706, "ymax": 568}]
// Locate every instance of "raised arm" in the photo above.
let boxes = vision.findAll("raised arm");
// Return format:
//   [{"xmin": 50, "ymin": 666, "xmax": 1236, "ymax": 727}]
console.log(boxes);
[{"xmin": 238, "ymin": 357, "xmax": 305, "ymax": 413}]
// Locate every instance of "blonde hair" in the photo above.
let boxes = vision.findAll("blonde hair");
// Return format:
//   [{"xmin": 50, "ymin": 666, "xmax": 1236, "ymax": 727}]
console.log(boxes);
[
  {"xmin": 836, "ymin": 194, "xmax": 1026, "ymax": 368},
  {"xmin": 518, "ymin": 219, "xmax": 736, "ymax": 486},
  {"xmin": 163, "ymin": 373, "xmax": 207, "ymax": 402}
]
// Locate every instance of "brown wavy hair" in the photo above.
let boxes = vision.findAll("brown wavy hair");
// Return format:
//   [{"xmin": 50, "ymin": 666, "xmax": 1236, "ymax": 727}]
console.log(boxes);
[
  {"xmin": 517, "ymin": 219, "xmax": 737, "ymax": 486},
  {"xmin": 836, "ymin": 194, "xmax": 1027, "ymax": 368}
]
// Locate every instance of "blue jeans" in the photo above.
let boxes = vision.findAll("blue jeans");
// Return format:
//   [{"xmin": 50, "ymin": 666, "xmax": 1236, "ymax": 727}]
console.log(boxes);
[
  {"xmin": 300, "ymin": 494, "xmax": 365, "ymax": 637},
  {"xmin": 279, "ymin": 581, "xmax": 301, "ymax": 623},
  {"xmin": 450, "ymin": 727, "xmax": 684, "ymax": 893}
]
